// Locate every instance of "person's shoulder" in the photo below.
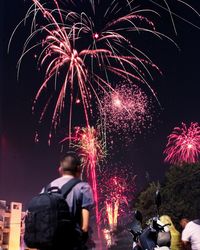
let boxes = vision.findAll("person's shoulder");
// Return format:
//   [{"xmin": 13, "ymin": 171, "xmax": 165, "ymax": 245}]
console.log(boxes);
[
  {"xmin": 50, "ymin": 176, "xmax": 63, "ymax": 183},
  {"xmin": 75, "ymin": 181, "xmax": 92, "ymax": 193},
  {"xmin": 77, "ymin": 181, "xmax": 94, "ymax": 207},
  {"xmin": 187, "ymin": 221, "xmax": 195, "ymax": 227},
  {"xmin": 49, "ymin": 176, "xmax": 69, "ymax": 186},
  {"xmin": 184, "ymin": 221, "xmax": 195, "ymax": 231},
  {"xmin": 78, "ymin": 181, "xmax": 92, "ymax": 189},
  {"xmin": 189, "ymin": 221, "xmax": 200, "ymax": 228},
  {"xmin": 41, "ymin": 177, "xmax": 62, "ymax": 192}
]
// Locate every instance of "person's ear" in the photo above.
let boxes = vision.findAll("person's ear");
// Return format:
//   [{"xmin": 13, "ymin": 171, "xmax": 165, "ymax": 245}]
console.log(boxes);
[{"xmin": 77, "ymin": 165, "xmax": 82, "ymax": 173}]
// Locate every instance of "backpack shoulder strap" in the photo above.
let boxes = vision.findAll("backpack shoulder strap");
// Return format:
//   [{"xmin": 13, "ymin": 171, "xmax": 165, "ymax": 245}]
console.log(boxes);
[
  {"xmin": 44, "ymin": 184, "xmax": 51, "ymax": 192},
  {"xmin": 44, "ymin": 184, "xmax": 60, "ymax": 193},
  {"xmin": 61, "ymin": 178, "xmax": 82, "ymax": 199}
]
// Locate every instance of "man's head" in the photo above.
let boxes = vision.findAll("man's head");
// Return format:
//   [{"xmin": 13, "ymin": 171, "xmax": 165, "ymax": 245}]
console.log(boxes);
[
  {"xmin": 180, "ymin": 218, "xmax": 190, "ymax": 229},
  {"xmin": 59, "ymin": 151, "xmax": 82, "ymax": 177}
]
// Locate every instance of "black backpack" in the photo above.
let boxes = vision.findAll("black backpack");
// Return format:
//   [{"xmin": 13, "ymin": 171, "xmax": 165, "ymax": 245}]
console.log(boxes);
[{"xmin": 24, "ymin": 178, "xmax": 81, "ymax": 249}]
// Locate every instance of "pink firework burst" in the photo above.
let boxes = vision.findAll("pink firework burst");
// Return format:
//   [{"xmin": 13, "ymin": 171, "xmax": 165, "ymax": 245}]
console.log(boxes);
[
  {"xmin": 164, "ymin": 122, "xmax": 200, "ymax": 165},
  {"xmin": 100, "ymin": 170, "xmax": 136, "ymax": 229},
  {"xmin": 100, "ymin": 83, "xmax": 152, "ymax": 136},
  {"xmin": 105, "ymin": 176, "xmax": 128, "ymax": 231},
  {"xmin": 99, "ymin": 169, "xmax": 136, "ymax": 247}
]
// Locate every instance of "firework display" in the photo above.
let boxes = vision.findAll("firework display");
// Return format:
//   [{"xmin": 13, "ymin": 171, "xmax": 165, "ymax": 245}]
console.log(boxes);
[
  {"xmin": 9, "ymin": 0, "xmax": 199, "ymax": 142},
  {"xmin": 164, "ymin": 122, "xmax": 200, "ymax": 165},
  {"xmin": 105, "ymin": 176, "xmax": 128, "ymax": 230},
  {"xmin": 10, "ymin": 0, "xmax": 198, "ymax": 142},
  {"xmin": 100, "ymin": 83, "xmax": 152, "ymax": 138},
  {"xmin": 100, "ymin": 172, "xmax": 136, "ymax": 247},
  {"xmin": 99, "ymin": 169, "xmax": 136, "ymax": 227},
  {"xmin": 9, "ymin": 0, "xmax": 163, "ymax": 141},
  {"xmin": 8, "ymin": 0, "xmax": 200, "ymax": 246}
]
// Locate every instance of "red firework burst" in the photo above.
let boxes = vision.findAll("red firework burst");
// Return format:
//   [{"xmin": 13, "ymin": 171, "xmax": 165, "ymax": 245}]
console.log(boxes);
[{"xmin": 164, "ymin": 122, "xmax": 200, "ymax": 165}]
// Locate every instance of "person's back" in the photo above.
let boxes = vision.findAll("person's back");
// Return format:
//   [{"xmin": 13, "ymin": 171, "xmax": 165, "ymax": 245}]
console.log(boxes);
[
  {"xmin": 41, "ymin": 151, "xmax": 94, "ymax": 250},
  {"xmin": 181, "ymin": 219, "xmax": 200, "ymax": 250},
  {"xmin": 49, "ymin": 175, "xmax": 93, "ymax": 230}
]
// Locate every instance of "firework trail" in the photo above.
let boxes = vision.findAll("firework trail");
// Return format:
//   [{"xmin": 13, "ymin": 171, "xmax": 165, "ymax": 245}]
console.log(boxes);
[
  {"xmin": 148, "ymin": 0, "xmax": 200, "ymax": 34},
  {"xmin": 164, "ymin": 122, "xmax": 200, "ymax": 165},
  {"xmin": 9, "ymin": 0, "xmax": 165, "ymax": 142},
  {"xmin": 100, "ymin": 83, "xmax": 153, "ymax": 142},
  {"xmin": 61, "ymin": 126, "xmax": 105, "ymax": 227}
]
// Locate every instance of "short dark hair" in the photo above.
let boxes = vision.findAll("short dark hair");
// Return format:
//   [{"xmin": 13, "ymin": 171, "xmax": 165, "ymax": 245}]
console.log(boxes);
[
  {"xmin": 178, "ymin": 214, "xmax": 190, "ymax": 221},
  {"xmin": 60, "ymin": 151, "xmax": 81, "ymax": 172}
]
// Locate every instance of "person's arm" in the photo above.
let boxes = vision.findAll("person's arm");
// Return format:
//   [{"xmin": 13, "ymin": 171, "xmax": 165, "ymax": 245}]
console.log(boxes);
[
  {"xmin": 80, "ymin": 183, "xmax": 94, "ymax": 233},
  {"xmin": 182, "ymin": 241, "xmax": 191, "ymax": 250},
  {"xmin": 81, "ymin": 208, "xmax": 90, "ymax": 232},
  {"xmin": 182, "ymin": 227, "xmax": 191, "ymax": 250}
]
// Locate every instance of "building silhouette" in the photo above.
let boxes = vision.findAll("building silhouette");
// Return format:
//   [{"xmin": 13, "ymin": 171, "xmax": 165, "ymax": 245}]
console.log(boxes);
[{"xmin": 0, "ymin": 200, "xmax": 35, "ymax": 250}]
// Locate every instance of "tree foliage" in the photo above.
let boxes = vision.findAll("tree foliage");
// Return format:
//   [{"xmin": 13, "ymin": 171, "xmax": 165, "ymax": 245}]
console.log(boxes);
[{"xmin": 134, "ymin": 164, "xmax": 200, "ymax": 227}]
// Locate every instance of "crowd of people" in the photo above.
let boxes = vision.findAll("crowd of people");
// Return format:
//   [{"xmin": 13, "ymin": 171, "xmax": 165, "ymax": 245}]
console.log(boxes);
[{"xmin": 159, "ymin": 216, "xmax": 200, "ymax": 250}]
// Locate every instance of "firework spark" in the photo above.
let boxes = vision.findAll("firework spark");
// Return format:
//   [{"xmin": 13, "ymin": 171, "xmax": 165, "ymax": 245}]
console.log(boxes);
[
  {"xmin": 100, "ymin": 83, "xmax": 152, "ymax": 138},
  {"xmin": 102, "ymin": 228, "xmax": 113, "ymax": 248},
  {"xmin": 164, "ymin": 122, "xmax": 200, "ymax": 165}
]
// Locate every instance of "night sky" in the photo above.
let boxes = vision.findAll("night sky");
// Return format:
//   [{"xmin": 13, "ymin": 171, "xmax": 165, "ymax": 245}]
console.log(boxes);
[{"xmin": 1, "ymin": 0, "xmax": 200, "ymax": 206}]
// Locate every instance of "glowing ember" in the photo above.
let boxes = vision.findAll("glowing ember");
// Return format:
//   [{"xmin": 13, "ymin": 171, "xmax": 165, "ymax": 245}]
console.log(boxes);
[
  {"xmin": 76, "ymin": 98, "xmax": 81, "ymax": 104},
  {"xmin": 103, "ymin": 229, "xmax": 113, "ymax": 247},
  {"xmin": 164, "ymin": 122, "xmax": 200, "ymax": 165},
  {"xmin": 112, "ymin": 96, "xmax": 122, "ymax": 109},
  {"xmin": 93, "ymin": 33, "xmax": 99, "ymax": 39}
]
